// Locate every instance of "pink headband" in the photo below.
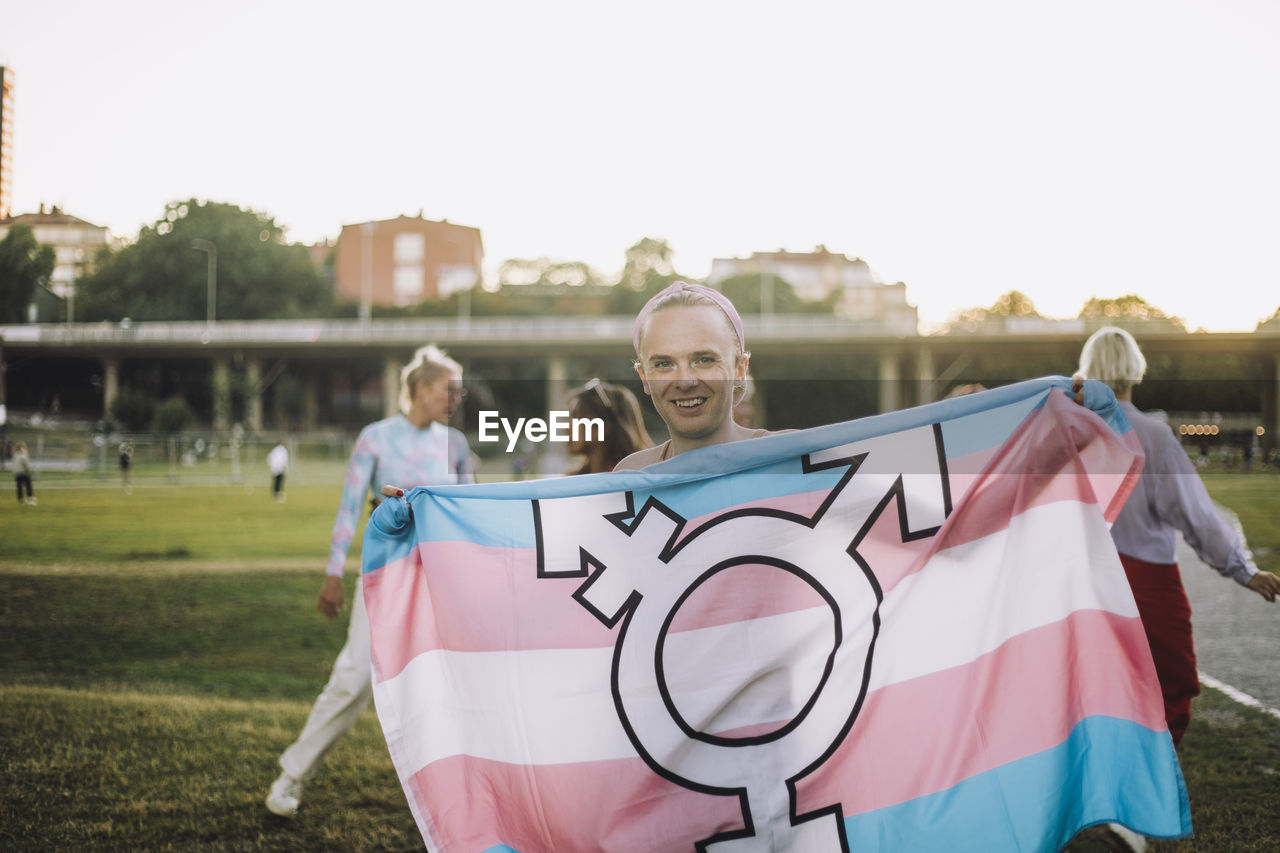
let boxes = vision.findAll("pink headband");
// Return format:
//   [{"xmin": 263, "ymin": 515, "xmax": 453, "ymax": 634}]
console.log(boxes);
[{"xmin": 632, "ymin": 281, "xmax": 746, "ymax": 356}]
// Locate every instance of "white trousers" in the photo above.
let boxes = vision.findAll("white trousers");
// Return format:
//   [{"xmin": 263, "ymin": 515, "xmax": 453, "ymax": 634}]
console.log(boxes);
[{"xmin": 278, "ymin": 578, "xmax": 373, "ymax": 782}]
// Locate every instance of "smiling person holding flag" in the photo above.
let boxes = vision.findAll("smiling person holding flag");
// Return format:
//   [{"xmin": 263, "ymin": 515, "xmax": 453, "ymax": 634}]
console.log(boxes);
[{"xmin": 366, "ymin": 286, "xmax": 1194, "ymax": 852}]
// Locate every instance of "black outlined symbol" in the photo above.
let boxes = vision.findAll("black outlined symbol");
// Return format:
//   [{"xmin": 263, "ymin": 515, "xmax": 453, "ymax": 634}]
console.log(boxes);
[{"xmin": 534, "ymin": 424, "xmax": 951, "ymax": 851}]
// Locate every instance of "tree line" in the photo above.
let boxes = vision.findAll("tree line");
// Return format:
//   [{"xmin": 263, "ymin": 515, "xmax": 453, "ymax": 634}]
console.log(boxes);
[{"xmin": 4, "ymin": 198, "xmax": 1278, "ymax": 330}]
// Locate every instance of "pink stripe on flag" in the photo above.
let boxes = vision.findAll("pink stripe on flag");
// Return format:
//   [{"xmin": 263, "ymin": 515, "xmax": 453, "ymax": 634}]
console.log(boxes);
[
  {"xmin": 405, "ymin": 753, "xmax": 744, "ymax": 853},
  {"xmin": 363, "ymin": 544, "xmax": 597, "ymax": 681}
]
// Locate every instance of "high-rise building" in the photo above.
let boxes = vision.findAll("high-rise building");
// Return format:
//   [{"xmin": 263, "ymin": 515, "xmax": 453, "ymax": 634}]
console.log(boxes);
[{"xmin": 0, "ymin": 67, "xmax": 14, "ymax": 219}]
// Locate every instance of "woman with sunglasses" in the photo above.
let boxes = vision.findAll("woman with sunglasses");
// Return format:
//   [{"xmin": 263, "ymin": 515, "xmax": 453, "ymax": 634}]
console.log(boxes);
[
  {"xmin": 266, "ymin": 344, "xmax": 473, "ymax": 819},
  {"xmin": 564, "ymin": 378, "xmax": 654, "ymax": 475}
]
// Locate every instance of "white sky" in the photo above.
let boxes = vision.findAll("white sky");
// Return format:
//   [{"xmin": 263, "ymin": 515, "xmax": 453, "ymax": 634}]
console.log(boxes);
[{"xmin": 4, "ymin": 0, "xmax": 1278, "ymax": 331}]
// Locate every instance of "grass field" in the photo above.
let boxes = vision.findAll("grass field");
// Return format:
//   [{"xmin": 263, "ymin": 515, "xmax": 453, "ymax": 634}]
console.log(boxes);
[
  {"xmin": 1, "ymin": 472, "xmax": 1278, "ymax": 851},
  {"xmin": 0, "ymin": 480, "xmax": 349, "ymax": 566}
]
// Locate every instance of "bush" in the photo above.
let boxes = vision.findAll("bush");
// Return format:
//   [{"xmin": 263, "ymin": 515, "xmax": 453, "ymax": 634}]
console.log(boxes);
[
  {"xmin": 109, "ymin": 386, "xmax": 157, "ymax": 431},
  {"xmin": 151, "ymin": 396, "xmax": 196, "ymax": 435}
]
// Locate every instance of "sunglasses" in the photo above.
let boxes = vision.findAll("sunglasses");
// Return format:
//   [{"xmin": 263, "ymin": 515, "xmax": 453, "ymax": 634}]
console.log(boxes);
[{"xmin": 583, "ymin": 378, "xmax": 613, "ymax": 411}]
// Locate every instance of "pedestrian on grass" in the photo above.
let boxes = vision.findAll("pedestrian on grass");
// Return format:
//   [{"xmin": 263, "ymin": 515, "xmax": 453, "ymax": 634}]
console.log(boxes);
[
  {"xmin": 13, "ymin": 441, "xmax": 35, "ymax": 505},
  {"xmin": 266, "ymin": 344, "xmax": 474, "ymax": 818},
  {"xmin": 267, "ymin": 441, "xmax": 289, "ymax": 502},
  {"xmin": 119, "ymin": 443, "xmax": 133, "ymax": 495}
]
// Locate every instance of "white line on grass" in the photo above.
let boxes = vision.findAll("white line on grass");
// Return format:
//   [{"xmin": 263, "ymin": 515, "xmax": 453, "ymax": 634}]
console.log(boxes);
[{"xmin": 1198, "ymin": 671, "xmax": 1280, "ymax": 721}]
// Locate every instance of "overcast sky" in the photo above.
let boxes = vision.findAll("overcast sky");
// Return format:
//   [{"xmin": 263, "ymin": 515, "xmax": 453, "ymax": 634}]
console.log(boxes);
[{"xmin": 4, "ymin": 0, "xmax": 1278, "ymax": 330}]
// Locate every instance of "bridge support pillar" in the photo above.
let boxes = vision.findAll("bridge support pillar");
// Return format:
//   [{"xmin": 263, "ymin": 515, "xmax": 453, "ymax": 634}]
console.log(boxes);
[
  {"xmin": 1263, "ymin": 354, "xmax": 1280, "ymax": 460},
  {"xmin": 302, "ymin": 374, "xmax": 319, "ymax": 432},
  {"xmin": 102, "ymin": 357, "xmax": 119, "ymax": 422},
  {"xmin": 915, "ymin": 346, "xmax": 935, "ymax": 407},
  {"xmin": 212, "ymin": 357, "xmax": 230, "ymax": 432},
  {"xmin": 383, "ymin": 356, "xmax": 401, "ymax": 419},
  {"xmin": 878, "ymin": 352, "xmax": 900, "ymax": 414},
  {"xmin": 547, "ymin": 355, "xmax": 568, "ymax": 414},
  {"xmin": 246, "ymin": 359, "xmax": 263, "ymax": 432}
]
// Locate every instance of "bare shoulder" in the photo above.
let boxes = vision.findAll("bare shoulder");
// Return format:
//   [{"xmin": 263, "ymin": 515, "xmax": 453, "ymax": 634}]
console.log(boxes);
[{"xmin": 614, "ymin": 445, "xmax": 666, "ymax": 471}]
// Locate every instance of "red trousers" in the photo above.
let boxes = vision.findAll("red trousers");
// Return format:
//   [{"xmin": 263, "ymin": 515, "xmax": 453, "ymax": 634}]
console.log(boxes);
[{"xmin": 1120, "ymin": 554, "xmax": 1200, "ymax": 746}]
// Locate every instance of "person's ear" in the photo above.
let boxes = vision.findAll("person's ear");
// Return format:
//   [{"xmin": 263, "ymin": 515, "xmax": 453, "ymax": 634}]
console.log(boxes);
[
  {"xmin": 735, "ymin": 353, "xmax": 750, "ymax": 382},
  {"xmin": 634, "ymin": 361, "xmax": 651, "ymax": 395}
]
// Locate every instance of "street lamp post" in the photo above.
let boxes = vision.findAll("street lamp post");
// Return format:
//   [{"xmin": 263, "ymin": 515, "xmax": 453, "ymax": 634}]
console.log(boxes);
[
  {"xmin": 66, "ymin": 249, "xmax": 84, "ymax": 324},
  {"xmin": 359, "ymin": 223, "xmax": 374, "ymax": 332},
  {"xmin": 190, "ymin": 239, "xmax": 217, "ymax": 325},
  {"xmin": 437, "ymin": 233, "xmax": 476, "ymax": 329}
]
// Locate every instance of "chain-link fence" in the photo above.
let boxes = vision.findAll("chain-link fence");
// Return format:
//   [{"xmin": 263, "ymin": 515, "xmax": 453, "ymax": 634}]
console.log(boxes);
[{"xmin": 0, "ymin": 427, "xmax": 359, "ymax": 488}]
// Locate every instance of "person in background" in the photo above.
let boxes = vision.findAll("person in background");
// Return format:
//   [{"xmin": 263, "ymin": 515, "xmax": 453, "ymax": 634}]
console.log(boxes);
[
  {"xmin": 564, "ymin": 378, "xmax": 653, "ymax": 475},
  {"xmin": 13, "ymin": 441, "xmax": 35, "ymax": 505},
  {"xmin": 266, "ymin": 344, "xmax": 474, "ymax": 818},
  {"xmin": 1079, "ymin": 327, "xmax": 1279, "ymax": 736},
  {"xmin": 1077, "ymin": 326, "xmax": 1280, "ymax": 852},
  {"xmin": 268, "ymin": 440, "xmax": 289, "ymax": 502},
  {"xmin": 119, "ymin": 443, "xmax": 133, "ymax": 495}
]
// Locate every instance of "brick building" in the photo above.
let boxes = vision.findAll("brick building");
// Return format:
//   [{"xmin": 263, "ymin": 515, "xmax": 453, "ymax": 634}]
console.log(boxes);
[{"xmin": 333, "ymin": 214, "xmax": 483, "ymax": 308}]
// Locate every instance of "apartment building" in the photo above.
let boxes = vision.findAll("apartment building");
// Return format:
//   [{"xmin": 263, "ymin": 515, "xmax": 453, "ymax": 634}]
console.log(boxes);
[{"xmin": 333, "ymin": 214, "xmax": 483, "ymax": 307}]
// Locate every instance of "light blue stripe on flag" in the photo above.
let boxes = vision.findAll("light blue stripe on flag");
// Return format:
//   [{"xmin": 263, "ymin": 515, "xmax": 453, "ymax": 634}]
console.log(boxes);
[
  {"xmin": 363, "ymin": 377, "xmax": 1129, "ymax": 562},
  {"xmin": 477, "ymin": 717, "xmax": 1188, "ymax": 853},
  {"xmin": 842, "ymin": 715, "xmax": 1190, "ymax": 852}
]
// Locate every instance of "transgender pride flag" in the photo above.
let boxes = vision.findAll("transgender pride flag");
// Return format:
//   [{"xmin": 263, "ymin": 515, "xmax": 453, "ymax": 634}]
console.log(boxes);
[{"xmin": 362, "ymin": 377, "xmax": 1191, "ymax": 853}]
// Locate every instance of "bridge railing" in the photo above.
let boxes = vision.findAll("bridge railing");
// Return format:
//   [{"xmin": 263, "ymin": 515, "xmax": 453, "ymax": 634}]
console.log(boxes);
[{"xmin": 0, "ymin": 314, "xmax": 920, "ymax": 346}]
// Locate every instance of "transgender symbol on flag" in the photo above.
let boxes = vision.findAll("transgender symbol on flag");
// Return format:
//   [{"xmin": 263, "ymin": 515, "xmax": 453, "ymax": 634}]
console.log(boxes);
[{"xmin": 533, "ymin": 424, "xmax": 952, "ymax": 852}]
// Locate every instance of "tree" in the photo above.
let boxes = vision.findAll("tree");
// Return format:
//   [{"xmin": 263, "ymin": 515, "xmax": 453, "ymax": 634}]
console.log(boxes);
[
  {"xmin": 0, "ymin": 225, "xmax": 55, "ymax": 323},
  {"xmin": 945, "ymin": 290, "xmax": 1043, "ymax": 333},
  {"xmin": 109, "ymin": 386, "xmax": 157, "ymax": 431},
  {"xmin": 75, "ymin": 200, "xmax": 332, "ymax": 322},
  {"xmin": 717, "ymin": 272, "xmax": 805, "ymax": 314},
  {"xmin": 496, "ymin": 257, "xmax": 605, "ymax": 288},
  {"xmin": 1077, "ymin": 295, "xmax": 1185, "ymax": 330},
  {"xmin": 151, "ymin": 396, "xmax": 196, "ymax": 435},
  {"xmin": 605, "ymin": 237, "xmax": 689, "ymax": 314},
  {"xmin": 619, "ymin": 237, "xmax": 675, "ymax": 291}
]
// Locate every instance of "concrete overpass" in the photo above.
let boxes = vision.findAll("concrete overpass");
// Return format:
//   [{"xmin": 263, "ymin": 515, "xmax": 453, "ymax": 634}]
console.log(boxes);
[{"xmin": 3, "ymin": 316, "xmax": 1278, "ymax": 451}]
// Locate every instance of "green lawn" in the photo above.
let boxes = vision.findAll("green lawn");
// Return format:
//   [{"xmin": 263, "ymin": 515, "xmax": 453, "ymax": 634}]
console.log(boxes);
[
  {"xmin": 1, "ymin": 474, "xmax": 1278, "ymax": 851},
  {"xmin": 0, "ymin": 481, "xmax": 350, "ymax": 566},
  {"xmin": 1200, "ymin": 472, "xmax": 1280, "ymax": 575}
]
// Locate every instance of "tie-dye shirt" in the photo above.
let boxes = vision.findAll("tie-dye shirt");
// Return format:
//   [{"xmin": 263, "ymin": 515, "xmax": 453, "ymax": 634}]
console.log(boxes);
[{"xmin": 326, "ymin": 416, "xmax": 474, "ymax": 576}]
